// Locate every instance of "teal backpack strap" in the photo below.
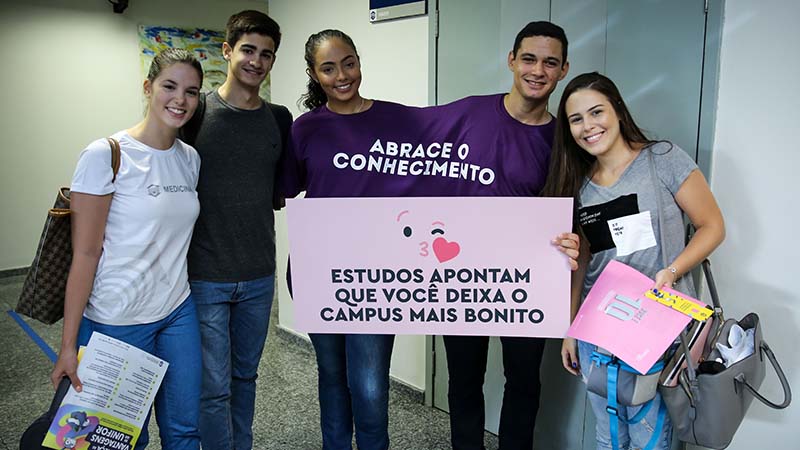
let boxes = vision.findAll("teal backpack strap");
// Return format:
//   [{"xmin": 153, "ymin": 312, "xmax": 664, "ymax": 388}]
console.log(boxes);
[
  {"xmin": 593, "ymin": 351, "xmax": 667, "ymax": 450},
  {"xmin": 619, "ymin": 358, "xmax": 666, "ymax": 443},
  {"xmin": 590, "ymin": 351, "xmax": 624, "ymax": 450},
  {"xmin": 605, "ymin": 359, "xmax": 623, "ymax": 450}
]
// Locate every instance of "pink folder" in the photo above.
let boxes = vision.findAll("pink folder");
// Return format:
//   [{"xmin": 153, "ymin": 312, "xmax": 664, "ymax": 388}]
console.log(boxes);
[{"xmin": 567, "ymin": 260, "xmax": 703, "ymax": 374}]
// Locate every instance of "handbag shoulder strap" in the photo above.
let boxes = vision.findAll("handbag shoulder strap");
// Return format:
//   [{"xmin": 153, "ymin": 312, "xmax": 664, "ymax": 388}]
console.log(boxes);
[
  {"xmin": 106, "ymin": 137, "xmax": 121, "ymax": 183},
  {"xmin": 646, "ymin": 148, "xmax": 669, "ymax": 269},
  {"xmin": 649, "ymin": 149, "xmax": 702, "ymax": 380},
  {"xmin": 648, "ymin": 147, "xmax": 723, "ymax": 312},
  {"xmin": 652, "ymin": 148, "xmax": 726, "ymax": 381}
]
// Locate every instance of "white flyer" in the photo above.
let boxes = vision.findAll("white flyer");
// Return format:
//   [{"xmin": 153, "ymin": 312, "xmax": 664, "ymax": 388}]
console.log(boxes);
[{"xmin": 43, "ymin": 332, "xmax": 168, "ymax": 450}]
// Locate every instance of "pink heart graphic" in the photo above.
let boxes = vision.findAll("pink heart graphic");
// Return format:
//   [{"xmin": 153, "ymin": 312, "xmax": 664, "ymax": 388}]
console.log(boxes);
[{"xmin": 433, "ymin": 237, "xmax": 460, "ymax": 263}]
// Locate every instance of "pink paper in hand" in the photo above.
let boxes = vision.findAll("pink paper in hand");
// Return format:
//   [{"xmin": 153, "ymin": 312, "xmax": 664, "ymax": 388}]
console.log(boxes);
[{"xmin": 567, "ymin": 260, "xmax": 702, "ymax": 373}]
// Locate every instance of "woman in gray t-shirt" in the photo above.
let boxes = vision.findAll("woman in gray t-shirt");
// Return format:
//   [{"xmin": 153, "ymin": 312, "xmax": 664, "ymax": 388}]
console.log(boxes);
[{"xmin": 542, "ymin": 72, "xmax": 725, "ymax": 450}]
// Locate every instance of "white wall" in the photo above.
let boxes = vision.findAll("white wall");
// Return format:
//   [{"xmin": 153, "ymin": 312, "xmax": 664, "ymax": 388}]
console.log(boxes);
[
  {"xmin": 702, "ymin": 0, "xmax": 799, "ymax": 448},
  {"xmin": 0, "ymin": 0, "xmax": 267, "ymax": 270},
  {"xmin": 1, "ymin": 0, "xmax": 430, "ymax": 392},
  {"xmin": 268, "ymin": 0, "xmax": 430, "ymax": 390}
]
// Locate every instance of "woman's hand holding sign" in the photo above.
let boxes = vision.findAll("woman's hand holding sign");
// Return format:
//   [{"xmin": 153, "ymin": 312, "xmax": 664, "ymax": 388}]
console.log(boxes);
[{"xmin": 553, "ymin": 232, "xmax": 581, "ymax": 271}]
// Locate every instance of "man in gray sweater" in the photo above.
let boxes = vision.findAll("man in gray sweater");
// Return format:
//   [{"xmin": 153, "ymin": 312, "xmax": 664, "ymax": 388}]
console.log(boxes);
[{"xmin": 184, "ymin": 10, "xmax": 291, "ymax": 450}]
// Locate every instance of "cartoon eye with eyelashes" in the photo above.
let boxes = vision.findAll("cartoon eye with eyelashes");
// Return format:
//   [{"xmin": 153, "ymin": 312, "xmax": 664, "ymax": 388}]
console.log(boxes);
[
  {"xmin": 397, "ymin": 212, "xmax": 446, "ymax": 237},
  {"xmin": 397, "ymin": 210, "xmax": 429, "ymax": 256},
  {"xmin": 396, "ymin": 211, "xmax": 460, "ymax": 262},
  {"xmin": 398, "ymin": 211, "xmax": 413, "ymax": 237},
  {"xmin": 431, "ymin": 221, "xmax": 445, "ymax": 236}
]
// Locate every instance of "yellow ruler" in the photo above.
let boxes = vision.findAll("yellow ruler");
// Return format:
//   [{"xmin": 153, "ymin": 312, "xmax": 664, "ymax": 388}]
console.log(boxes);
[{"xmin": 644, "ymin": 288, "xmax": 712, "ymax": 321}]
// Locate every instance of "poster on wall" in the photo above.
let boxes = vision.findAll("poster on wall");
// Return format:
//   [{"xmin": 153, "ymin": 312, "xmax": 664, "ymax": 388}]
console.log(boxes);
[
  {"xmin": 286, "ymin": 196, "xmax": 572, "ymax": 337},
  {"xmin": 138, "ymin": 25, "xmax": 270, "ymax": 100},
  {"xmin": 369, "ymin": 0, "xmax": 427, "ymax": 22}
]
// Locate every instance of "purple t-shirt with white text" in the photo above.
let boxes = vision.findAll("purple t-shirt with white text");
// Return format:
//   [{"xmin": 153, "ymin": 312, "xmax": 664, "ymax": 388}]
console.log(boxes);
[{"xmin": 281, "ymin": 94, "xmax": 554, "ymax": 199}]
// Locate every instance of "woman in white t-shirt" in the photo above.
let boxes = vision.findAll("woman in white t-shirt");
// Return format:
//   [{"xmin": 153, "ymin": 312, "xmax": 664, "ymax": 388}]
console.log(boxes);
[{"xmin": 50, "ymin": 48, "xmax": 204, "ymax": 450}]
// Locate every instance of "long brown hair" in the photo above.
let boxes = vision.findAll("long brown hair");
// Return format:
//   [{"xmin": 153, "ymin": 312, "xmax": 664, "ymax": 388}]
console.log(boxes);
[{"xmin": 541, "ymin": 72, "xmax": 653, "ymax": 198}]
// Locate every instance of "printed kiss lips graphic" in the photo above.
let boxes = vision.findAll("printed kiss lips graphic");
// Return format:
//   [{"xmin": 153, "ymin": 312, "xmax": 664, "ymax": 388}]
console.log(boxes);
[{"xmin": 433, "ymin": 237, "xmax": 460, "ymax": 263}]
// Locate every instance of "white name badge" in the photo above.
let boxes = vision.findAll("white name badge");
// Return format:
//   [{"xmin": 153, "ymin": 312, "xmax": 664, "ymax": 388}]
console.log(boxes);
[{"xmin": 607, "ymin": 211, "xmax": 657, "ymax": 256}]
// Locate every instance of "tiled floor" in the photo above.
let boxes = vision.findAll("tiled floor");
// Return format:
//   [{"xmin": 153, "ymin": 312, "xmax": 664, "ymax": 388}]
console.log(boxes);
[{"xmin": 0, "ymin": 274, "xmax": 499, "ymax": 450}]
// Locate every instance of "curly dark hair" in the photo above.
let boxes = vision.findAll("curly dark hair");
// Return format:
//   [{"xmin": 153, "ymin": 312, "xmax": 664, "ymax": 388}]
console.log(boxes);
[{"xmin": 299, "ymin": 29, "xmax": 359, "ymax": 111}]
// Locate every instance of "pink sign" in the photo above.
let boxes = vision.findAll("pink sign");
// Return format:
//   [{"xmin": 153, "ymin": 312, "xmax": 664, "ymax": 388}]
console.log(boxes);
[
  {"xmin": 286, "ymin": 197, "xmax": 573, "ymax": 337},
  {"xmin": 567, "ymin": 260, "xmax": 702, "ymax": 373}
]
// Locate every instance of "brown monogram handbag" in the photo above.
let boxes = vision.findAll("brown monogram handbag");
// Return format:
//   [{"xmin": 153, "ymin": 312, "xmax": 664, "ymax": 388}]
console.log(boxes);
[{"xmin": 15, "ymin": 138, "xmax": 121, "ymax": 324}]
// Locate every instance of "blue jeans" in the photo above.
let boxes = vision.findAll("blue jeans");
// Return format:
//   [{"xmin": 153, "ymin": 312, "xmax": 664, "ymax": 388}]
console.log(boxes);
[
  {"xmin": 77, "ymin": 295, "xmax": 201, "ymax": 450},
  {"xmin": 310, "ymin": 333, "xmax": 395, "ymax": 450},
  {"xmin": 190, "ymin": 275, "xmax": 274, "ymax": 450},
  {"xmin": 578, "ymin": 341, "xmax": 673, "ymax": 450}
]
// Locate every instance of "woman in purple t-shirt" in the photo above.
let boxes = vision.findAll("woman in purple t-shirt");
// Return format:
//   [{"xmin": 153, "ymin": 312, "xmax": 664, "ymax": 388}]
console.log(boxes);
[{"xmin": 291, "ymin": 29, "xmax": 392, "ymax": 450}]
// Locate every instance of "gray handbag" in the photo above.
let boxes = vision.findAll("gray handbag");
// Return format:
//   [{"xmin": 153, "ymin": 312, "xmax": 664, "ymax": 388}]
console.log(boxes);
[{"xmin": 658, "ymin": 260, "xmax": 792, "ymax": 449}]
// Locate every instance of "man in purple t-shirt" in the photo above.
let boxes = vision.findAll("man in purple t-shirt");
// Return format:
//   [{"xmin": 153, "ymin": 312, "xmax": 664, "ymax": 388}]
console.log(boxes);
[{"xmin": 440, "ymin": 21, "xmax": 571, "ymax": 450}]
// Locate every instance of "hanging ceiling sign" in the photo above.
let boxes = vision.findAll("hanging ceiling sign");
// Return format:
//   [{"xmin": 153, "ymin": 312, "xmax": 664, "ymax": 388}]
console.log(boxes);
[{"xmin": 370, "ymin": 0, "xmax": 427, "ymax": 23}]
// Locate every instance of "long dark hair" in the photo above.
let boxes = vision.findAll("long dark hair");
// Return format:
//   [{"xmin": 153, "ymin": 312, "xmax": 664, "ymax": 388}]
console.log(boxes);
[
  {"xmin": 541, "ymin": 72, "xmax": 653, "ymax": 198},
  {"xmin": 299, "ymin": 29, "xmax": 359, "ymax": 111}
]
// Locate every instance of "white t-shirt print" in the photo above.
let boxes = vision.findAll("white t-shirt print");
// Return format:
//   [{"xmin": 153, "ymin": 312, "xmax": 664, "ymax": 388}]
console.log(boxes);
[{"xmin": 71, "ymin": 131, "xmax": 200, "ymax": 325}]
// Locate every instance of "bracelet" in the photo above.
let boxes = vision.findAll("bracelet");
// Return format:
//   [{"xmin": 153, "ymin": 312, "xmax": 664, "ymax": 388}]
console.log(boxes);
[{"xmin": 667, "ymin": 266, "xmax": 678, "ymax": 277}]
